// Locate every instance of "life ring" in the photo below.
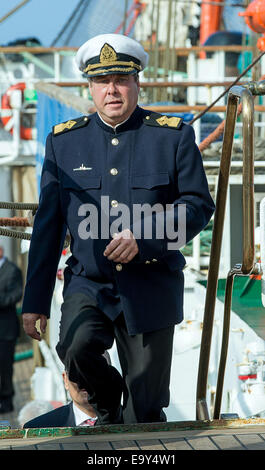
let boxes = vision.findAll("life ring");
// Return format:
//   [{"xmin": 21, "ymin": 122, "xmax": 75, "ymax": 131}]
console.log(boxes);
[{"xmin": 1, "ymin": 82, "xmax": 35, "ymax": 140}]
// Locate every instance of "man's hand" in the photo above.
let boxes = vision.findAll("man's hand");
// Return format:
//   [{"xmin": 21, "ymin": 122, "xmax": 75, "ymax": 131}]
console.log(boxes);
[
  {"xmin": 23, "ymin": 313, "xmax": 47, "ymax": 341},
  {"xmin": 104, "ymin": 229, "xmax": 139, "ymax": 263}
]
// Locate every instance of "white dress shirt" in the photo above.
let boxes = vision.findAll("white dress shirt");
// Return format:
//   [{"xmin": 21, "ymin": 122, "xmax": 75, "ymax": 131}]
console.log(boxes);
[
  {"xmin": 72, "ymin": 402, "xmax": 98, "ymax": 426},
  {"xmin": 97, "ymin": 112, "xmax": 130, "ymax": 131}
]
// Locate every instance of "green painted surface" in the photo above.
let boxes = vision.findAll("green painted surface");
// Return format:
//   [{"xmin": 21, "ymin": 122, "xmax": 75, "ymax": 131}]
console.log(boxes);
[
  {"xmin": 1, "ymin": 418, "xmax": 265, "ymax": 440},
  {"xmin": 14, "ymin": 349, "xmax": 33, "ymax": 361},
  {"xmin": 199, "ymin": 277, "xmax": 265, "ymax": 340}
]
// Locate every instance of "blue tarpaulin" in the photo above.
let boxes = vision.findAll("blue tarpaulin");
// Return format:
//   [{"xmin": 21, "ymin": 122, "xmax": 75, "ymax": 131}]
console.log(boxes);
[
  {"xmin": 222, "ymin": 0, "xmax": 249, "ymax": 34},
  {"xmin": 35, "ymin": 91, "xmax": 83, "ymax": 192}
]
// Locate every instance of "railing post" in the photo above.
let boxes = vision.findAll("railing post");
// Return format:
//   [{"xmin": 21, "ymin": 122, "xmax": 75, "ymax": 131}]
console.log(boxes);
[
  {"xmin": 196, "ymin": 90, "xmax": 239, "ymax": 420},
  {"xmin": 196, "ymin": 82, "xmax": 265, "ymax": 420}
]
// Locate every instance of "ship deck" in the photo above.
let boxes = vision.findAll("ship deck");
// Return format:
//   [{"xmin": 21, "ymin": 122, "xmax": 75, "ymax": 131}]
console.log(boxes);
[
  {"xmin": 1, "ymin": 341, "xmax": 265, "ymax": 451},
  {"xmin": 1, "ymin": 420, "xmax": 265, "ymax": 451}
]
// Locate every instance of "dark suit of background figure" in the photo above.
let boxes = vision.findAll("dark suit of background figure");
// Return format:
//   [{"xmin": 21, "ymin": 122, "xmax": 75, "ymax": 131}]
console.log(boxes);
[
  {"xmin": 23, "ymin": 402, "xmax": 75, "ymax": 428},
  {"xmin": 0, "ymin": 255, "xmax": 23, "ymax": 412}
]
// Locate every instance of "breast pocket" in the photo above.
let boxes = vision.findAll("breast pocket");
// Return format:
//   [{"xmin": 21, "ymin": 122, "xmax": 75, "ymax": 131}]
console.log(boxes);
[
  {"xmin": 130, "ymin": 172, "xmax": 170, "ymax": 205},
  {"xmin": 61, "ymin": 174, "xmax": 101, "ymax": 191},
  {"xmin": 60, "ymin": 174, "xmax": 102, "ymax": 222}
]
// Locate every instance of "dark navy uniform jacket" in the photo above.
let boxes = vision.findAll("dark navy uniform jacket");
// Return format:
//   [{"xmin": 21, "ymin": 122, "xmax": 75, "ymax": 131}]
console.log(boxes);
[{"xmin": 22, "ymin": 106, "xmax": 215, "ymax": 335}]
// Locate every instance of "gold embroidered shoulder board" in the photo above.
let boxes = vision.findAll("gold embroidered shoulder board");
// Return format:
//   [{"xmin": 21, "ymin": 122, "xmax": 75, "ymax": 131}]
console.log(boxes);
[
  {"xmin": 143, "ymin": 113, "xmax": 183, "ymax": 129},
  {"xmin": 53, "ymin": 116, "xmax": 90, "ymax": 136}
]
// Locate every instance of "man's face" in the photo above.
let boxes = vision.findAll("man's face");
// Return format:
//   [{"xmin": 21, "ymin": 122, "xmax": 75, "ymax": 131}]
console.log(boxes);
[
  {"xmin": 63, "ymin": 372, "xmax": 88, "ymax": 407},
  {"xmin": 89, "ymin": 73, "xmax": 140, "ymax": 126},
  {"xmin": 62, "ymin": 372, "xmax": 95, "ymax": 413}
]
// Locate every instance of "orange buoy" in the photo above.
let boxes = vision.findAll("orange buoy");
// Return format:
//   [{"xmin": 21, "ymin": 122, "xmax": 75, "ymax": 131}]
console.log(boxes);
[
  {"xmin": 1, "ymin": 82, "xmax": 35, "ymax": 140},
  {"xmin": 239, "ymin": 0, "xmax": 265, "ymax": 50}
]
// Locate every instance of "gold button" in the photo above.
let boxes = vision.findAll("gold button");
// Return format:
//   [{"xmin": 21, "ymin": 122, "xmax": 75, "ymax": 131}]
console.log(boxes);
[
  {"xmin": 110, "ymin": 168, "xmax": 118, "ymax": 175},
  {"xmin": 111, "ymin": 200, "xmax": 118, "ymax": 208},
  {"xmin": 111, "ymin": 138, "xmax": 119, "ymax": 146},
  {"xmin": 145, "ymin": 260, "xmax": 151, "ymax": 264},
  {"xmin": 116, "ymin": 263, "xmax": 123, "ymax": 271},
  {"xmin": 84, "ymin": 117, "xmax": 88, "ymax": 121},
  {"xmin": 146, "ymin": 116, "xmax": 150, "ymax": 120},
  {"xmin": 152, "ymin": 258, "xmax": 158, "ymax": 262}
]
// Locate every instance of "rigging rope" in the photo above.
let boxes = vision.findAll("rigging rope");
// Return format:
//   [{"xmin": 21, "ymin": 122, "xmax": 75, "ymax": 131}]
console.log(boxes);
[
  {"xmin": 190, "ymin": 49, "xmax": 265, "ymax": 126},
  {"xmin": 0, "ymin": 0, "xmax": 31, "ymax": 25},
  {"xmin": 0, "ymin": 202, "xmax": 38, "ymax": 210},
  {"xmin": 50, "ymin": 0, "xmax": 87, "ymax": 47},
  {"xmin": 0, "ymin": 217, "xmax": 30, "ymax": 227},
  {"xmin": 196, "ymin": 51, "xmax": 265, "ymax": 151},
  {"xmin": 0, "ymin": 202, "xmax": 36, "ymax": 240},
  {"xmin": 0, "ymin": 227, "xmax": 31, "ymax": 240}
]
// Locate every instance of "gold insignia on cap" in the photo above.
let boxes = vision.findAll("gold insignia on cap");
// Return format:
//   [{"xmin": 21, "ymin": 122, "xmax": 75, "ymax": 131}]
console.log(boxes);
[
  {"xmin": 54, "ymin": 120, "xmax": 77, "ymax": 134},
  {"xmin": 156, "ymin": 116, "xmax": 181, "ymax": 128},
  {"xmin": 83, "ymin": 42, "xmax": 142, "ymax": 74},
  {"xmin": 100, "ymin": 43, "xmax": 117, "ymax": 65}
]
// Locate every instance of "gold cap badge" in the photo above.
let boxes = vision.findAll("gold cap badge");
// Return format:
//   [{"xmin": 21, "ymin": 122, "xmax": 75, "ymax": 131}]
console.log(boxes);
[
  {"xmin": 83, "ymin": 43, "xmax": 142, "ymax": 76},
  {"xmin": 100, "ymin": 43, "xmax": 117, "ymax": 65}
]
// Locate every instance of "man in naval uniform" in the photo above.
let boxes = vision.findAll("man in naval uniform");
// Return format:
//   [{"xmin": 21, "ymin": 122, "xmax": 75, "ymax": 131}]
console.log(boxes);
[{"xmin": 22, "ymin": 34, "xmax": 215, "ymax": 425}]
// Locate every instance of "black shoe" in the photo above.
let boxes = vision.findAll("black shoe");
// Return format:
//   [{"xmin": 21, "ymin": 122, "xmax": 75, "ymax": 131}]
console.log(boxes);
[{"xmin": 0, "ymin": 399, "xmax": 14, "ymax": 413}]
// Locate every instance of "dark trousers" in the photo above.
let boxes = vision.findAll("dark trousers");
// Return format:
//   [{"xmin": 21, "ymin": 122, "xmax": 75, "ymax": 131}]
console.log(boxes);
[
  {"xmin": 0, "ymin": 340, "xmax": 16, "ymax": 402},
  {"xmin": 56, "ymin": 293, "xmax": 174, "ymax": 424}
]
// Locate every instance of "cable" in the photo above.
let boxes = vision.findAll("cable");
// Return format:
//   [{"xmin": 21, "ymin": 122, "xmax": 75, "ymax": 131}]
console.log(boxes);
[
  {"xmin": 189, "ymin": 49, "xmax": 265, "ymax": 125},
  {"xmin": 0, "ymin": 0, "xmax": 31, "ymax": 25},
  {"xmin": 50, "ymin": 0, "xmax": 86, "ymax": 47}
]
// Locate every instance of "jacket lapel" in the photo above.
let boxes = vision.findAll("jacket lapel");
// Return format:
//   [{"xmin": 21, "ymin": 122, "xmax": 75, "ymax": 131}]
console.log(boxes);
[
  {"xmin": 65, "ymin": 401, "xmax": 76, "ymax": 427},
  {"xmin": 0, "ymin": 259, "xmax": 8, "ymax": 275}
]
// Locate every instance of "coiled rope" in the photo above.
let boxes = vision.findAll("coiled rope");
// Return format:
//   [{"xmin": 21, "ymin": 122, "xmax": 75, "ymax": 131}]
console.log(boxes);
[
  {"xmin": 0, "ymin": 201, "xmax": 37, "ymax": 240},
  {"xmin": 0, "ymin": 202, "xmax": 38, "ymax": 210},
  {"xmin": 0, "ymin": 202, "xmax": 70, "ymax": 247}
]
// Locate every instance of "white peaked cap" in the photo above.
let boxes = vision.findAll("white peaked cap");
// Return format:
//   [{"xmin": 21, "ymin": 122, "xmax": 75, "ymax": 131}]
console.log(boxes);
[{"xmin": 75, "ymin": 33, "xmax": 149, "ymax": 77}]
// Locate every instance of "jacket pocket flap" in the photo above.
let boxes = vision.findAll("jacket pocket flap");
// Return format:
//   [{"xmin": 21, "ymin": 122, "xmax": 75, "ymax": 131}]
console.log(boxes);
[
  {"xmin": 62, "ymin": 175, "xmax": 101, "ymax": 190},
  {"xmin": 131, "ymin": 172, "xmax": 169, "ymax": 189}
]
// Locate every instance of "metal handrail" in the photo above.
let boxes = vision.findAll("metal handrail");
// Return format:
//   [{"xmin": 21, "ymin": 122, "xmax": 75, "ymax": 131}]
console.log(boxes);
[{"xmin": 196, "ymin": 81, "xmax": 265, "ymax": 421}]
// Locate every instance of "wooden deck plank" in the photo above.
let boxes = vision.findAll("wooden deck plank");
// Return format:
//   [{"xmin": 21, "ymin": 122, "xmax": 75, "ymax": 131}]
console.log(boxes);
[
  {"xmin": 35, "ymin": 443, "xmax": 62, "ymax": 450},
  {"xmin": 86, "ymin": 441, "xmax": 113, "ymax": 450},
  {"xmin": 61, "ymin": 442, "xmax": 88, "ymax": 450},
  {"xmin": 135, "ymin": 439, "xmax": 165, "ymax": 450},
  {"xmin": 235, "ymin": 434, "xmax": 265, "ymax": 450},
  {"xmin": 211, "ymin": 434, "xmax": 244, "ymax": 450},
  {"xmin": 2, "ymin": 423, "xmax": 265, "ymax": 450},
  {"xmin": 161, "ymin": 437, "xmax": 192, "ymax": 450},
  {"xmin": 12, "ymin": 445, "xmax": 37, "ymax": 450},
  {"xmin": 112, "ymin": 440, "xmax": 139, "ymax": 450},
  {"xmin": 186, "ymin": 436, "xmax": 218, "ymax": 450}
]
